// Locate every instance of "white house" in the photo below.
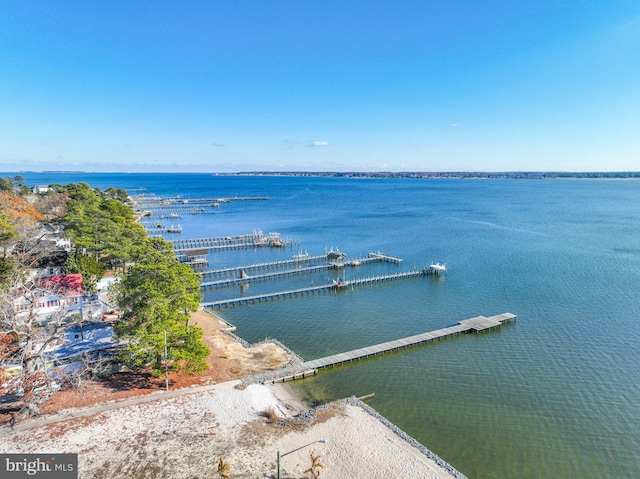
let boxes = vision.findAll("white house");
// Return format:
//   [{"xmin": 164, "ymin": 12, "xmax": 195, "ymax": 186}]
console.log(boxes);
[
  {"xmin": 13, "ymin": 274, "xmax": 84, "ymax": 323},
  {"xmin": 32, "ymin": 185, "xmax": 51, "ymax": 194}
]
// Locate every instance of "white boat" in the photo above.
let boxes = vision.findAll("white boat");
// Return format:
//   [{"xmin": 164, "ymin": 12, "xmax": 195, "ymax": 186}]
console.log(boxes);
[
  {"xmin": 167, "ymin": 224, "xmax": 182, "ymax": 233},
  {"xmin": 429, "ymin": 261, "xmax": 447, "ymax": 275},
  {"xmin": 258, "ymin": 232, "xmax": 285, "ymax": 247},
  {"xmin": 293, "ymin": 250, "xmax": 310, "ymax": 259},
  {"xmin": 190, "ymin": 257, "xmax": 208, "ymax": 265}
]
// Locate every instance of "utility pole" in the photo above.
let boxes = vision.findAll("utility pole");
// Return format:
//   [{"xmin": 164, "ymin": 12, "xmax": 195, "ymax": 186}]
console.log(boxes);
[{"xmin": 164, "ymin": 329, "xmax": 169, "ymax": 391}]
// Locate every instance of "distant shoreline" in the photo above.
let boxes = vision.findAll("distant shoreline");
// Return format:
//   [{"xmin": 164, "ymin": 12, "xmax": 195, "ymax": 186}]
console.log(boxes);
[
  {"xmin": 5, "ymin": 170, "xmax": 640, "ymax": 180},
  {"xmin": 219, "ymin": 171, "xmax": 640, "ymax": 180}
]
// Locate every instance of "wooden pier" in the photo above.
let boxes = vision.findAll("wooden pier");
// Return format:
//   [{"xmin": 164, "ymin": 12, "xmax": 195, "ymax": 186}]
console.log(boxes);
[
  {"xmin": 198, "ymin": 255, "xmax": 327, "ymax": 278},
  {"xmin": 170, "ymin": 231, "xmax": 266, "ymax": 250},
  {"xmin": 146, "ymin": 206, "xmax": 218, "ymax": 216},
  {"xmin": 367, "ymin": 251, "xmax": 403, "ymax": 263},
  {"xmin": 135, "ymin": 195, "xmax": 268, "ymax": 205},
  {"xmin": 171, "ymin": 231, "xmax": 292, "ymax": 253},
  {"xmin": 199, "ymin": 254, "xmax": 389, "ymax": 288},
  {"xmin": 202, "ymin": 269, "xmax": 432, "ymax": 308},
  {"xmin": 244, "ymin": 313, "xmax": 516, "ymax": 384},
  {"xmin": 197, "ymin": 251, "xmax": 391, "ymax": 280},
  {"xmin": 134, "ymin": 195, "xmax": 268, "ymax": 212},
  {"xmin": 200, "ymin": 264, "xmax": 329, "ymax": 289}
]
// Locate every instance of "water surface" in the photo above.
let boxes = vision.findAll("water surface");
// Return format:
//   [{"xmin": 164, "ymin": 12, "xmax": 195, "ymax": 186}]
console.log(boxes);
[{"xmin": 15, "ymin": 172, "xmax": 640, "ymax": 479}]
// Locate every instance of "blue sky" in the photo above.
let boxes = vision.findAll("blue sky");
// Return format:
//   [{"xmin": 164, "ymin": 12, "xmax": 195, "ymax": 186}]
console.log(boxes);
[{"xmin": 1, "ymin": 1, "xmax": 639, "ymax": 172}]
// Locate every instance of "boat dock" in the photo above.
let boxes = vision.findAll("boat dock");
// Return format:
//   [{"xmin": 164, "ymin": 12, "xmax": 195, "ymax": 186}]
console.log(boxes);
[
  {"xmin": 199, "ymin": 254, "xmax": 389, "ymax": 288},
  {"xmin": 367, "ymin": 251, "xmax": 403, "ymax": 263},
  {"xmin": 244, "ymin": 313, "xmax": 516, "ymax": 384},
  {"xmin": 134, "ymin": 195, "xmax": 268, "ymax": 208},
  {"xmin": 171, "ymin": 231, "xmax": 292, "ymax": 253},
  {"xmin": 134, "ymin": 196, "xmax": 269, "ymax": 221},
  {"xmin": 146, "ymin": 206, "xmax": 218, "ymax": 216},
  {"xmin": 198, "ymin": 255, "xmax": 327, "ymax": 278},
  {"xmin": 202, "ymin": 268, "xmax": 433, "ymax": 308},
  {"xmin": 170, "ymin": 231, "xmax": 267, "ymax": 250},
  {"xmin": 200, "ymin": 264, "xmax": 329, "ymax": 289},
  {"xmin": 196, "ymin": 251, "xmax": 399, "ymax": 280}
]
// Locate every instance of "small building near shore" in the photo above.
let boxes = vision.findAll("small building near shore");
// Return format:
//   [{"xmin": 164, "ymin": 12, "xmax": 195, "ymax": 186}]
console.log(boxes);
[
  {"xmin": 32, "ymin": 185, "xmax": 51, "ymax": 194},
  {"xmin": 179, "ymin": 248, "xmax": 209, "ymax": 265},
  {"xmin": 327, "ymin": 250, "xmax": 347, "ymax": 267}
]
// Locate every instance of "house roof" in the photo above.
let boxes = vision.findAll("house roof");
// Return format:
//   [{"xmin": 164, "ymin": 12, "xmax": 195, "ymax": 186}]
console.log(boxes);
[{"xmin": 41, "ymin": 274, "xmax": 84, "ymax": 294}]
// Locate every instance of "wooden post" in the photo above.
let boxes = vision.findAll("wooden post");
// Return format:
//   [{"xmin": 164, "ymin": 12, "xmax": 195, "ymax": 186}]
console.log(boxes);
[{"xmin": 164, "ymin": 330, "xmax": 169, "ymax": 392}]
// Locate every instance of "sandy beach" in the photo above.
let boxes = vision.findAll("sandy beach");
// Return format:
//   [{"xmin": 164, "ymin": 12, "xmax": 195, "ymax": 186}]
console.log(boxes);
[{"xmin": 0, "ymin": 310, "xmax": 465, "ymax": 479}]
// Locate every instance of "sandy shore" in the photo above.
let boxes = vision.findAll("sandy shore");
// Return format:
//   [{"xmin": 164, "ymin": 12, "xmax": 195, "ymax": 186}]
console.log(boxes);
[
  {"xmin": 1, "ymin": 380, "xmax": 463, "ymax": 479},
  {"xmin": 0, "ymin": 310, "xmax": 466, "ymax": 478}
]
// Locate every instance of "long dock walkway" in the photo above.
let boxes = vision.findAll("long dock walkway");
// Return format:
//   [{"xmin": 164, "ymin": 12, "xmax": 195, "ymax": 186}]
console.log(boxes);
[
  {"xmin": 202, "ymin": 269, "xmax": 432, "ymax": 308},
  {"xmin": 367, "ymin": 251, "xmax": 403, "ymax": 263},
  {"xmin": 199, "ymin": 255, "xmax": 327, "ymax": 278},
  {"xmin": 201, "ymin": 264, "xmax": 329, "ymax": 289},
  {"xmin": 196, "ymin": 251, "xmax": 394, "ymax": 279},
  {"xmin": 171, "ymin": 231, "xmax": 292, "ymax": 253},
  {"xmin": 244, "ymin": 313, "xmax": 517, "ymax": 384},
  {"xmin": 146, "ymin": 206, "xmax": 218, "ymax": 216},
  {"xmin": 170, "ymin": 232, "xmax": 263, "ymax": 249},
  {"xmin": 199, "ymin": 255, "xmax": 387, "ymax": 288},
  {"xmin": 136, "ymin": 195, "xmax": 268, "ymax": 205}
]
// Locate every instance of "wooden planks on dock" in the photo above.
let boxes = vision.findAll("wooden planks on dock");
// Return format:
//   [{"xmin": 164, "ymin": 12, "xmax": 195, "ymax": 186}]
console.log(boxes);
[
  {"xmin": 367, "ymin": 252, "xmax": 403, "ymax": 263},
  {"xmin": 202, "ymin": 269, "xmax": 432, "ymax": 308},
  {"xmin": 199, "ymin": 255, "xmax": 397, "ymax": 289},
  {"xmin": 200, "ymin": 264, "xmax": 330, "ymax": 289},
  {"xmin": 244, "ymin": 313, "xmax": 516, "ymax": 384},
  {"xmin": 199, "ymin": 255, "xmax": 327, "ymax": 278}
]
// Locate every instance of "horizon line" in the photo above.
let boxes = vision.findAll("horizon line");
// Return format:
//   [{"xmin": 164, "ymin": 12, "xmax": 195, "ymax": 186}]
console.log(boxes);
[{"xmin": 3, "ymin": 170, "xmax": 640, "ymax": 176}]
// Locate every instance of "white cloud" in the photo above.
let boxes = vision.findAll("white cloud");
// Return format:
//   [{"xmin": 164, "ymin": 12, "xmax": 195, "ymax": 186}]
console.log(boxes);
[{"xmin": 308, "ymin": 140, "xmax": 330, "ymax": 147}]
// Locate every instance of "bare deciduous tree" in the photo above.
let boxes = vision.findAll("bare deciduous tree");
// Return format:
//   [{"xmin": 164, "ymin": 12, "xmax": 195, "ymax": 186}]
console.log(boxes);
[
  {"xmin": 59, "ymin": 351, "xmax": 113, "ymax": 391},
  {"xmin": 1, "ymin": 272, "xmax": 79, "ymax": 418}
]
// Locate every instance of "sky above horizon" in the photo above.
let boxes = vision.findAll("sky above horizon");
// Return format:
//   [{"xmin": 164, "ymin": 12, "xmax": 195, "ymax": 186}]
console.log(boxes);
[{"xmin": 1, "ymin": 1, "xmax": 639, "ymax": 173}]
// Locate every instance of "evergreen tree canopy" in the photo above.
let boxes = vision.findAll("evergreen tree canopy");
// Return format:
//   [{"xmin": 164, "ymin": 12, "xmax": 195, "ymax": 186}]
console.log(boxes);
[
  {"xmin": 113, "ymin": 238, "xmax": 206, "ymax": 375},
  {"xmin": 61, "ymin": 183, "xmax": 147, "ymax": 276}
]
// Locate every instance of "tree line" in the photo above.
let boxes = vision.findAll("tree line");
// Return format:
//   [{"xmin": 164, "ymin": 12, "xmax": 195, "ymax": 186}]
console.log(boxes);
[{"xmin": 1, "ymin": 182, "xmax": 208, "ymax": 417}]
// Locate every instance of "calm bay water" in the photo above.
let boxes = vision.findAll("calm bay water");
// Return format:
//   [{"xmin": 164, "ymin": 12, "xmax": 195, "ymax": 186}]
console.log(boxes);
[{"xmin": 12, "ymin": 172, "xmax": 640, "ymax": 479}]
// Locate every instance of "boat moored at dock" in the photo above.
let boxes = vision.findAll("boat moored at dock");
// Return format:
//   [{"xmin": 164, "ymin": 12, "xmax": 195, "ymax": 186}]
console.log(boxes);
[{"xmin": 429, "ymin": 261, "xmax": 447, "ymax": 275}]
